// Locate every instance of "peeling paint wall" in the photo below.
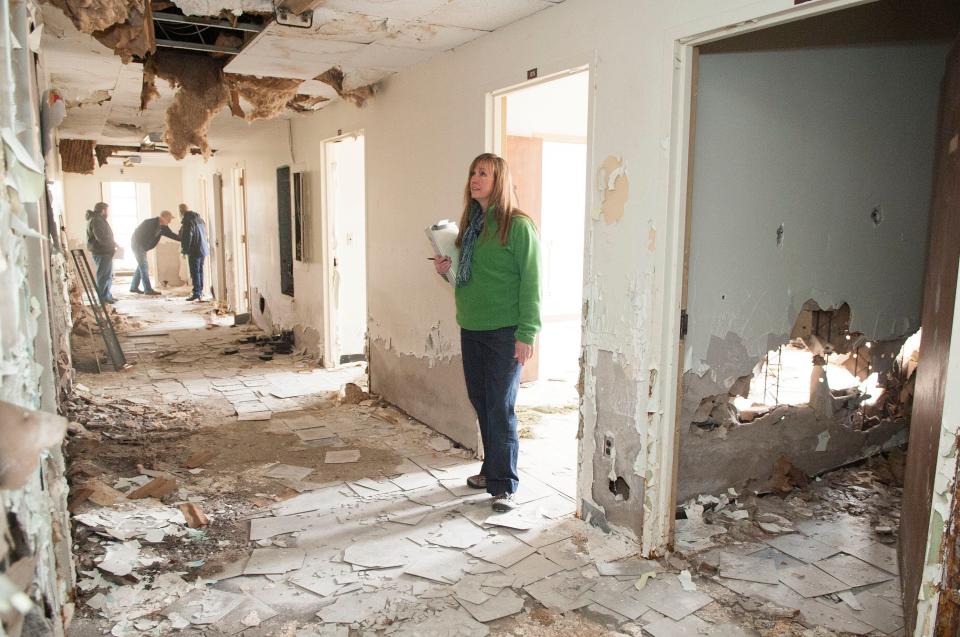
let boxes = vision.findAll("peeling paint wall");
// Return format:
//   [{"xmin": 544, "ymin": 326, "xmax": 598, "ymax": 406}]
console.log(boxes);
[
  {"xmin": 2, "ymin": 1, "xmax": 73, "ymax": 634},
  {"xmin": 685, "ymin": 44, "xmax": 945, "ymax": 387},
  {"xmin": 678, "ymin": 43, "xmax": 947, "ymax": 497}
]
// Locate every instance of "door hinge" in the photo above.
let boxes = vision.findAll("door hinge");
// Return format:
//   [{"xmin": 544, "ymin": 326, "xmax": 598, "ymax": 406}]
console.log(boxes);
[{"xmin": 680, "ymin": 310, "xmax": 689, "ymax": 339}]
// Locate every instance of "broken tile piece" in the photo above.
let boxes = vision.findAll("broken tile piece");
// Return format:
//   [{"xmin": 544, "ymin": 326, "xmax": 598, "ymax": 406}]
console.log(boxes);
[
  {"xmin": 778, "ymin": 563, "xmax": 851, "ymax": 598},
  {"xmin": 164, "ymin": 588, "xmax": 245, "ymax": 625},
  {"xmin": 262, "ymin": 463, "xmax": 315, "ymax": 482},
  {"xmin": 814, "ymin": 553, "xmax": 895, "ymax": 588},
  {"xmin": 718, "ymin": 552, "xmax": 779, "ymax": 585},
  {"xmin": 632, "ymin": 573, "xmax": 713, "ymax": 621},
  {"xmin": 216, "ymin": 596, "xmax": 279, "ymax": 635},
  {"xmin": 765, "ymin": 533, "xmax": 840, "ymax": 563},
  {"xmin": 243, "ymin": 547, "xmax": 306, "ymax": 575},
  {"xmin": 467, "ymin": 534, "xmax": 537, "ymax": 568},
  {"xmin": 457, "ymin": 588, "xmax": 524, "ymax": 623},
  {"xmin": 325, "ymin": 450, "xmax": 361, "ymax": 464}
]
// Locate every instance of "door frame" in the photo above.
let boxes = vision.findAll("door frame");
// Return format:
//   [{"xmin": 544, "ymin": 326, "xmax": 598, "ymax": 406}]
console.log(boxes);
[
  {"xmin": 319, "ymin": 130, "xmax": 368, "ymax": 368},
  {"xmin": 212, "ymin": 172, "xmax": 228, "ymax": 309},
  {"xmin": 232, "ymin": 167, "xmax": 250, "ymax": 314},
  {"xmin": 659, "ymin": 0, "xmax": 885, "ymax": 553}
]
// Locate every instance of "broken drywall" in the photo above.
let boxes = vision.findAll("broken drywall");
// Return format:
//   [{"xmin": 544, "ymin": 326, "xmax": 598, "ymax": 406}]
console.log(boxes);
[
  {"xmin": 594, "ymin": 155, "xmax": 628, "ymax": 225},
  {"xmin": 142, "ymin": 50, "xmax": 230, "ymax": 159},
  {"xmin": 685, "ymin": 44, "xmax": 945, "ymax": 376},
  {"xmin": 678, "ymin": 404, "xmax": 908, "ymax": 500},
  {"xmin": 224, "ymin": 74, "xmax": 303, "ymax": 121},
  {"xmin": 58, "ymin": 138, "xmax": 95, "ymax": 174},
  {"xmin": 369, "ymin": 338, "xmax": 478, "ymax": 451},
  {"xmin": 315, "ymin": 67, "xmax": 375, "ymax": 108},
  {"xmin": 47, "ymin": 0, "xmax": 155, "ymax": 63},
  {"xmin": 590, "ymin": 350, "xmax": 645, "ymax": 531},
  {"xmin": 171, "ymin": 0, "xmax": 273, "ymax": 17}
]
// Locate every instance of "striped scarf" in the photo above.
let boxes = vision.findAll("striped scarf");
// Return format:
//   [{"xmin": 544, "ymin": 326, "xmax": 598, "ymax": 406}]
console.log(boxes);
[{"xmin": 456, "ymin": 200, "xmax": 485, "ymax": 287}]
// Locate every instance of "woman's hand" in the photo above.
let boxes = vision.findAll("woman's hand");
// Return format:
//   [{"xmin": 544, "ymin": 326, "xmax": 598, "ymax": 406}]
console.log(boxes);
[
  {"xmin": 515, "ymin": 340, "xmax": 534, "ymax": 364},
  {"xmin": 434, "ymin": 255, "xmax": 452, "ymax": 275}
]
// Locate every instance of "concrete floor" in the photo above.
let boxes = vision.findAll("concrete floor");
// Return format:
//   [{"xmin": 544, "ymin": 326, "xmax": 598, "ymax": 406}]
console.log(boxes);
[{"xmin": 64, "ymin": 283, "xmax": 906, "ymax": 636}]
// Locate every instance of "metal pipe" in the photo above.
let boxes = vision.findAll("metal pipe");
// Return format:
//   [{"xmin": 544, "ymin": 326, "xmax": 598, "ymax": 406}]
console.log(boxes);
[{"xmin": 153, "ymin": 12, "xmax": 263, "ymax": 33}]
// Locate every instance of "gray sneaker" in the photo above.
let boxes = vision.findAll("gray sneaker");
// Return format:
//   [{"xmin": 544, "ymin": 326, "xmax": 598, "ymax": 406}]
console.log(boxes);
[{"xmin": 491, "ymin": 493, "xmax": 516, "ymax": 513}]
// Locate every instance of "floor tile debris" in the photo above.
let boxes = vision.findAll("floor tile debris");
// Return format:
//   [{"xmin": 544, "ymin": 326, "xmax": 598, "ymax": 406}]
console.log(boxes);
[{"xmin": 65, "ymin": 292, "xmax": 908, "ymax": 636}]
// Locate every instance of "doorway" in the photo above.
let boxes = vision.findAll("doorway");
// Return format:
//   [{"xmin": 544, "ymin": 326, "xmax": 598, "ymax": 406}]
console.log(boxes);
[
  {"xmin": 100, "ymin": 181, "xmax": 151, "ymax": 272},
  {"xmin": 667, "ymin": 1, "xmax": 958, "ymax": 633},
  {"xmin": 322, "ymin": 134, "xmax": 367, "ymax": 367},
  {"xmin": 231, "ymin": 167, "xmax": 250, "ymax": 314},
  {"xmin": 492, "ymin": 69, "xmax": 590, "ymax": 498}
]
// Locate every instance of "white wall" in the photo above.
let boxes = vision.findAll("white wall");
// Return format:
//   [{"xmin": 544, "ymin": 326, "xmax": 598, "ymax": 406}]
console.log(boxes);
[
  {"xmin": 179, "ymin": 119, "xmax": 328, "ymax": 353},
  {"xmin": 685, "ymin": 43, "xmax": 945, "ymax": 377},
  {"xmin": 62, "ymin": 164, "xmax": 187, "ymax": 285}
]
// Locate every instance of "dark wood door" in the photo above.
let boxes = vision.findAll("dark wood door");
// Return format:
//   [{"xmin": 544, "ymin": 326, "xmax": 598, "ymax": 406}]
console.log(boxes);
[{"xmin": 901, "ymin": 33, "xmax": 960, "ymax": 634}]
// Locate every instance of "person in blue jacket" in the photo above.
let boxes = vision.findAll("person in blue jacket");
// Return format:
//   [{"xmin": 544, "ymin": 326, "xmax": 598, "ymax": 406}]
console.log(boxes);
[
  {"xmin": 178, "ymin": 203, "xmax": 209, "ymax": 302},
  {"xmin": 130, "ymin": 211, "xmax": 180, "ymax": 295}
]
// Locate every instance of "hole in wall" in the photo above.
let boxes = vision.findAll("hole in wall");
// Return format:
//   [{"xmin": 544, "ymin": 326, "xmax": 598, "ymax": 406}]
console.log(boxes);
[
  {"xmin": 259, "ymin": 294, "xmax": 266, "ymax": 314},
  {"xmin": 609, "ymin": 476, "xmax": 630, "ymax": 501},
  {"xmin": 603, "ymin": 435, "xmax": 614, "ymax": 457},
  {"xmin": 692, "ymin": 300, "xmax": 919, "ymax": 431},
  {"xmin": 776, "ymin": 223, "xmax": 784, "ymax": 248},
  {"xmin": 870, "ymin": 206, "xmax": 883, "ymax": 227}
]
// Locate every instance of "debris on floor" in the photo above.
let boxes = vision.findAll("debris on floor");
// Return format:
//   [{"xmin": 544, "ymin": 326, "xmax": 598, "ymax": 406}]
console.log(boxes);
[{"xmin": 64, "ymin": 291, "xmax": 907, "ymax": 637}]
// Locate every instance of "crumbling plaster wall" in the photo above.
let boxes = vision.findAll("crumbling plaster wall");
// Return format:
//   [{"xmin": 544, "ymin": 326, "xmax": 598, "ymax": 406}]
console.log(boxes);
[
  {"xmin": 62, "ymin": 163, "xmax": 187, "ymax": 286},
  {"xmin": 1, "ymin": 0, "xmax": 73, "ymax": 634},
  {"xmin": 179, "ymin": 119, "xmax": 328, "ymax": 356},
  {"xmin": 679, "ymin": 43, "xmax": 947, "ymax": 497}
]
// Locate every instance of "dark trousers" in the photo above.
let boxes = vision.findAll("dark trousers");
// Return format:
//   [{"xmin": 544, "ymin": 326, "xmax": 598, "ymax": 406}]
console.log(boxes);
[
  {"xmin": 130, "ymin": 247, "xmax": 153, "ymax": 292},
  {"xmin": 461, "ymin": 326, "xmax": 522, "ymax": 496},
  {"xmin": 188, "ymin": 255, "xmax": 204, "ymax": 297},
  {"xmin": 91, "ymin": 254, "xmax": 115, "ymax": 303}
]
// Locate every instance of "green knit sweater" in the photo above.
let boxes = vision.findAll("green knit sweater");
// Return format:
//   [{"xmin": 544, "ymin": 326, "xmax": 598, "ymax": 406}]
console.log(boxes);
[{"xmin": 455, "ymin": 211, "xmax": 541, "ymax": 344}]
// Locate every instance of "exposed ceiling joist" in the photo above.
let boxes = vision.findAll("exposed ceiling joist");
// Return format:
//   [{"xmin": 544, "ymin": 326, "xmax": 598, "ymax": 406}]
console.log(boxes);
[
  {"xmin": 155, "ymin": 38, "xmax": 241, "ymax": 55},
  {"xmin": 152, "ymin": 12, "xmax": 264, "ymax": 33}
]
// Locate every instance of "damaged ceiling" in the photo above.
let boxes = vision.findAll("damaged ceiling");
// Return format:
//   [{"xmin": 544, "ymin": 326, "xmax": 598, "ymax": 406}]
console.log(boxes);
[{"xmin": 41, "ymin": 0, "xmax": 566, "ymax": 162}]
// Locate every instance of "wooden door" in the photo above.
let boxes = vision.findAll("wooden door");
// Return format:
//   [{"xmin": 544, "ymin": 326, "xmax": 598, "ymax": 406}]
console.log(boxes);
[
  {"xmin": 901, "ymin": 33, "xmax": 960, "ymax": 634},
  {"xmin": 505, "ymin": 134, "xmax": 542, "ymax": 383}
]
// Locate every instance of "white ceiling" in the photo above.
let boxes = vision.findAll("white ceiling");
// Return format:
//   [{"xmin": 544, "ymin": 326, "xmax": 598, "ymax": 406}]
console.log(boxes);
[{"xmin": 41, "ymin": 0, "xmax": 565, "ymax": 156}]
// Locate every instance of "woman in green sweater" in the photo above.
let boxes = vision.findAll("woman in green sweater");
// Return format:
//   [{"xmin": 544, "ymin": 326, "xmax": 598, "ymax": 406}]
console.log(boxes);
[{"xmin": 434, "ymin": 153, "xmax": 541, "ymax": 512}]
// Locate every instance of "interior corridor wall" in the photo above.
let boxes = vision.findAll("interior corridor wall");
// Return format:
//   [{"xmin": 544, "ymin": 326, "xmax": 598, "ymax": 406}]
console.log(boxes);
[
  {"xmin": 62, "ymin": 164, "xmax": 187, "ymax": 286},
  {"xmin": 178, "ymin": 119, "xmax": 328, "ymax": 357}
]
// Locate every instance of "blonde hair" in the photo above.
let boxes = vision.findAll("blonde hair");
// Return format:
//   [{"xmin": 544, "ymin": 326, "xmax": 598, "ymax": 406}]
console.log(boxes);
[
  {"xmin": 160, "ymin": 210, "xmax": 173, "ymax": 220},
  {"xmin": 456, "ymin": 153, "xmax": 533, "ymax": 247}
]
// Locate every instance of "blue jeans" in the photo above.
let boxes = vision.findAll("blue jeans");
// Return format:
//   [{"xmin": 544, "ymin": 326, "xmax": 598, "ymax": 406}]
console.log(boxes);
[
  {"xmin": 91, "ymin": 254, "xmax": 115, "ymax": 303},
  {"xmin": 130, "ymin": 247, "xmax": 153, "ymax": 292},
  {"xmin": 188, "ymin": 255, "xmax": 204, "ymax": 298},
  {"xmin": 461, "ymin": 326, "xmax": 522, "ymax": 496}
]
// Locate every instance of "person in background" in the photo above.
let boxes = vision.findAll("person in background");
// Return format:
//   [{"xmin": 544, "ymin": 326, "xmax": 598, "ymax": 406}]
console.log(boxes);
[
  {"xmin": 85, "ymin": 201, "xmax": 119, "ymax": 304},
  {"xmin": 433, "ymin": 153, "xmax": 542, "ymax": 512},
  {"xmin": 178, "ymin": 203, "xmax": 209, "ymax": 302},
  {"xmin": 130, "ymin": 210, "xmax": 180, "ymax": 296}
]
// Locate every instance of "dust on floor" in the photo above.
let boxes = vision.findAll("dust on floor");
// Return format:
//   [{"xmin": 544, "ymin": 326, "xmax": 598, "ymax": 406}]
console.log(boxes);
[{"xmin": 64, "ymin": 291, "xmax": 906, "ymax": 637}]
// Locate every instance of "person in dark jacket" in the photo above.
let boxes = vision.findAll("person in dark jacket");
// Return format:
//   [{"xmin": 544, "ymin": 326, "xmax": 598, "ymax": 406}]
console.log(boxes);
[
  {"xmin": 178, "ymin": 203, "xmax": 209, "ymax": 301},
  {"xmin": 85, "ymin": 202, "xmax": 119, "ymax": 304},
  {"xmin": 130, "ymin": 211, "xmax": 180, "ymax": 295}
]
